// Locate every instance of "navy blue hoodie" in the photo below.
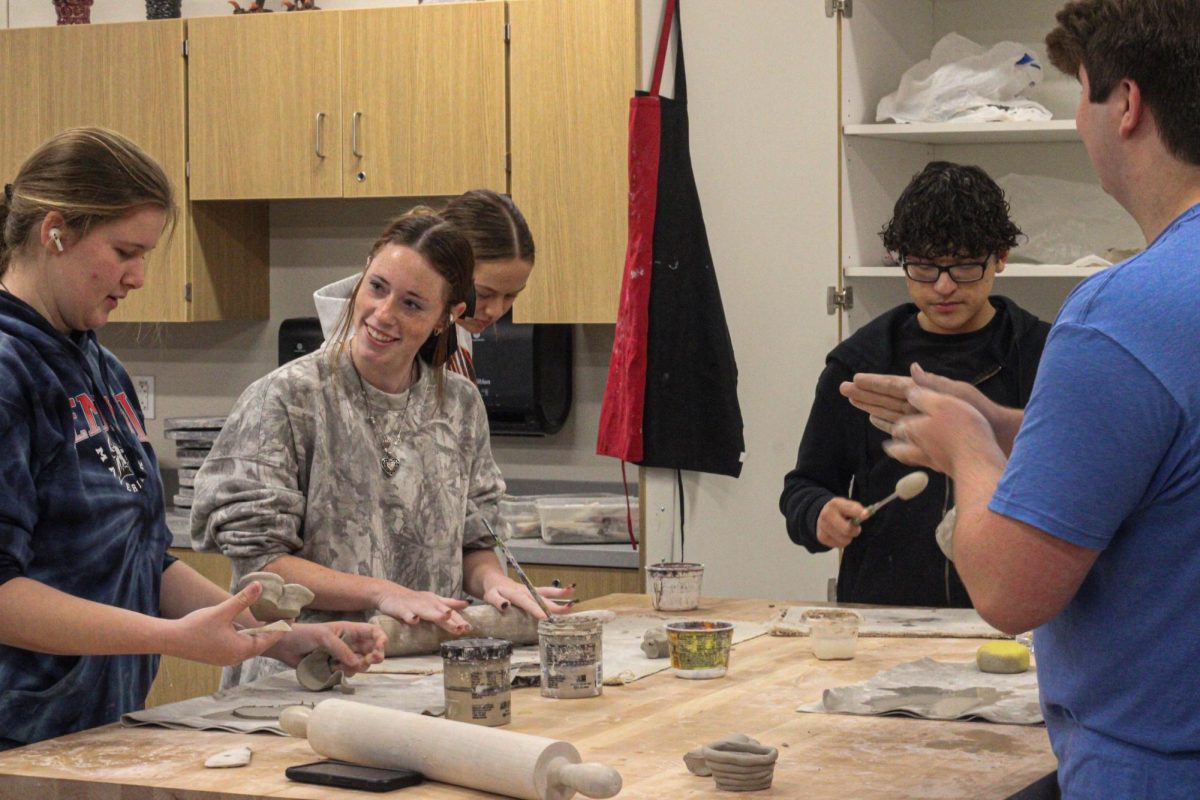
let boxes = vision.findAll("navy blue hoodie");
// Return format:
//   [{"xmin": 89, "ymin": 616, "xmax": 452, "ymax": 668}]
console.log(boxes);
[{"xmin": 0, "ymin": 291, "xmax": 174, "ymax": 745}]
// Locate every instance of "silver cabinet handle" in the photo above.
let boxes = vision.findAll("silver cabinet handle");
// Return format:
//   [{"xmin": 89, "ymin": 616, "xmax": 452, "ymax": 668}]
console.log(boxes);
[
  {"xmin": 351, "ymin": 111, "xmax": 363, "ymax": 158},
  {"xmin": 315, "ymin": 112, "xmax": 326, "ymax": 159}
]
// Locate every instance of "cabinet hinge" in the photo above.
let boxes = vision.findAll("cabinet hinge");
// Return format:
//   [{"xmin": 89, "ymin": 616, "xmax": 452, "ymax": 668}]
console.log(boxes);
[
  {"xmin": 826, "ymin": 286, "xmax": 854, "ymax": 314},
  {"xmin": 505, "ymin": 153, "xmax": 511, "ymax": 174},
  {"xmin": 825, "ymin": 0, "xmax": 852, "ymax": 18},
  {"xmin": 185, "ymin": 161, "xmax": 190, "ymax": 180},
  {"xmin": 184, "ymin": 282, "xmax": 193, "ymax": 303},
  {"xmin": 182, "ymin": 38, "xmax": 189, "ymax": 58},
  {"xmin": 504, "ymin": 22, "xmax": 511, "ymax": 42}
]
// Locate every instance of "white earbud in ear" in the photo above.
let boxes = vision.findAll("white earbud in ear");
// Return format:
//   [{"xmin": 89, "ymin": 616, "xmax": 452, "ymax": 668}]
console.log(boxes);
[{"xmin": 49, "ymin": 228, "xmax": 64, "ymax": 253}]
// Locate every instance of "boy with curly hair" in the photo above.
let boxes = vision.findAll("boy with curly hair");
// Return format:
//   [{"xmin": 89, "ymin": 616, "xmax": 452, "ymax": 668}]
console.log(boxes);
[{"xmin": 779, "ymin": 161, "xmax": 1050, "ymax": 607}]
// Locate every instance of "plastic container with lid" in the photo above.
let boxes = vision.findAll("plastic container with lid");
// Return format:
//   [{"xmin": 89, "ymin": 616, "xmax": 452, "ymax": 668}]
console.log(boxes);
[
  {"xmin": 440, "ymin": 638, "xmax": 512, "ymax": 726},
  {"xmin": 535, "ymin": 494, "xmax": 639, "ymax": 545},
  {"xmin": 498, "ymin": 495, "xmax": 544, "ymax": 539}
]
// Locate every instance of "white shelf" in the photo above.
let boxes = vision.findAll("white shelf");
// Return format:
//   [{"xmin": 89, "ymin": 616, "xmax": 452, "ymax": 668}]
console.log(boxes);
[
  {"xmin": 842, "ymin": 120, "xmax": 1079, "ymax": 144},
  {"xmin": 844, "ymin": 264, "xmax": 1109, "ymax": 278}
]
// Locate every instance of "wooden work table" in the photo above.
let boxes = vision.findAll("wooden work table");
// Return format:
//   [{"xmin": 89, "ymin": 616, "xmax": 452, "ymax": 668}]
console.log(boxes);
[{"xmin": 0, "ymin": 595, "xmax": 1055, "ymax": 799}]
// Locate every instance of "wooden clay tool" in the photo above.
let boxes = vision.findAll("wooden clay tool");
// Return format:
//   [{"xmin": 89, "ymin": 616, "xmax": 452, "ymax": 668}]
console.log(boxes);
[
  {"xmin": 482, "ymin": 517, "xmax": 556, "ymax": 620},
  {"xmin": 851, "ymin": 470, "xmax": 929, "ymax": 525},
  {"xmin": 281, "ymin": 700, "xmax": 622, "ymax": 800}
]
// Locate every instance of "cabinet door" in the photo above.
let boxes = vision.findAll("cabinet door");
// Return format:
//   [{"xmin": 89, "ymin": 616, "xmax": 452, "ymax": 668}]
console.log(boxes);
[
  {"xmin": 0, "ymin": 21, "xmax": 191, "ymax": 322},
  {"xmin": 508, "ymin": 0, "xmax": 638, "ymax": 324},
  {"xmin": 341, "ymin": 4, "xmax": 507, "ymax": 198},
  {"xmin": 188, "ymin": 12, "xmax": 342, "ymax": 200},
  {"xmin": 0, "ymin": 30, "xmax": 51, "ymax": 191}
]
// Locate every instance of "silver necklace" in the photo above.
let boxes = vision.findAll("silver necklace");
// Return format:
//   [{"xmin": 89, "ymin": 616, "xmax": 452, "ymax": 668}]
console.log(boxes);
[{"xmin": 352, "ymin": 358, "xmax": 416, "ymax": 478}]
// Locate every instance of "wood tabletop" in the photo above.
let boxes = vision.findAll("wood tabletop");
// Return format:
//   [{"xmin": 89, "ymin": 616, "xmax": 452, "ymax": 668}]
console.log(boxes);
[{"xmin": 0, "ymin": 594, "xmax": 1056, "ymax": 799}]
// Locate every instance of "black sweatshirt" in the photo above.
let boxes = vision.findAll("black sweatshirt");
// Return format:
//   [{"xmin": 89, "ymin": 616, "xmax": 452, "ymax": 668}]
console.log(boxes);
[{"xmin": 779, "ymin": 296, "xmax": 1050, "ymax": 607}]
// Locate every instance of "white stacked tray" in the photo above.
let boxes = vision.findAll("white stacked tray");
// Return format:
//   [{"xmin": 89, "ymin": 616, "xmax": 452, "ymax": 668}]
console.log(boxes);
[{"xmin": 164, "ymin": 416, "xmax": 225, "ymax": 508}]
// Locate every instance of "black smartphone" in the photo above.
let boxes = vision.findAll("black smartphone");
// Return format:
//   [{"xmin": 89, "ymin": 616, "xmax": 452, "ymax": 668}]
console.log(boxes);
[{"xmin": 285, "ymin": 759, "xmax": 423, "ymax": 792}]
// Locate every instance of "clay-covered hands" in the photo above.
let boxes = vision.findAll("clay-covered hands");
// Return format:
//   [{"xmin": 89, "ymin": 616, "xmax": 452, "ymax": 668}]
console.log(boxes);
[
  {"xmin": 479, "ymin": 575, "xmax": 574, "ymax": 620},
  {"xmin": 375, "ymin": 585, "xmax": 473, "ymax": 636},
  {"xmin": 164, "ymin": 582, "xmax": 387, "ymax": 672},
  {"xmin": 165, "ymin": 581, "xmax": 293, "ymax": 666},
  {"xmin": 881, "ymin": 382, "xmax": 1004, "ymax": 478},
  {"xmin": 263, "ymin": 620, "xmax": 388, "ymax": 676},
  {"xmin": 842, "ymin": 363, "xmax": 1023, "ymax": 455},
  {"xmin": 816, "ymin": 496, "xmax": 870, "ymax": 549}
]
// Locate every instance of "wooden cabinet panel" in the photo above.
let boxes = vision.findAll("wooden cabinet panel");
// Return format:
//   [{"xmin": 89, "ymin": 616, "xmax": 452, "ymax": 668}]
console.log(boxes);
[
  {"xmin": 0, "ymin": 21, "xmax": 268, "ymax": 322},
  {"xmin": 509, "ymin": 0, "xmax": 638, "ymax": 324},
  {"xmin": 144, "ymin": 549, "xmax": 232, "ymax": 709},
  {"xmin": 0, "ymin": 21, "xmax": 193, "ymax": 321},
  {"xmin": 523, "ymin": 563, "xmax": 643, "ymax": 604},
  {"xmin": 188, "ymin": 12, "xmax": 342, "ymax": 200},
  {"xmin": 341, "ymin": 3, "xmax": 507, "ymax": 198}
]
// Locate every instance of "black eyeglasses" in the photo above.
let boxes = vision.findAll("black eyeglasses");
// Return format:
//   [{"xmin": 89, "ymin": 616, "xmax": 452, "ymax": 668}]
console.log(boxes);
[{"xmin": 900, "ymin": 256, "xmax": 991, "ymax": 284}]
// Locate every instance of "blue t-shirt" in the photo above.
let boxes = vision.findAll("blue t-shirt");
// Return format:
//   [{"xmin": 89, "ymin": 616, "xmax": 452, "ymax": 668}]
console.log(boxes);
[
  {"xmin": 991, "ymin": 204, "xmax": 1200, "ymax": 796},
  {"xmin": 0, "ymin": 293, "xmax": 174, "ymax": 745}
]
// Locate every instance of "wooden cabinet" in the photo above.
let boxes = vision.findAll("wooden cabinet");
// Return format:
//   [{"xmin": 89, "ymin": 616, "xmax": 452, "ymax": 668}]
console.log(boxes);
[
  {"xmin": 509, "ymin": 0, "xmax": 639, "ymax": 324},
  {"xmin": 144, "ymin": 548, "xmax": 233, "ymax": 709},
  {"xmin": 0, "ymin": 20, "xmax": 268, "ymax": 322},
  {"xmin": 187, "ymin": 4, "xmax": 506, "ymax": 201},
  {"xmin": 523, "ymin": 563, "xmax": 643, "ymax": 604}
]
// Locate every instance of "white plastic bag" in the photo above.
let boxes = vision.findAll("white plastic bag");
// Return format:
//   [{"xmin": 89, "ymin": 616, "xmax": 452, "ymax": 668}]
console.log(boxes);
[
  {"xmin": 997, "ymin": 174, "xmax": 1144, "ymax": 265},
  {"xmin": 877, "ymin": 33, "xmax": 1052, "ymax": 124}
]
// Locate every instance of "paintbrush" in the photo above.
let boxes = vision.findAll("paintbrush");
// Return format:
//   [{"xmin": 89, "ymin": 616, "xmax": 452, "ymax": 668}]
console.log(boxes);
[
  {"xmin": 481, "ymin": 517, "xmax": 556, "ymax": 620},
  {"xmin": 851, "ymin": 470, "xmax": 929, "ymax": 526}
]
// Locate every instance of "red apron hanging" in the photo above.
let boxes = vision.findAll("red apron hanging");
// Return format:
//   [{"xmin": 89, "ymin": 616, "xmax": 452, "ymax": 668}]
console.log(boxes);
[
  {"xmin": 596, "ymin": 0, "xmax": 677, "ymax": 463},
  {"xmin": 599, "ymin": 0, "xmax": 745, "ymax": 478}
]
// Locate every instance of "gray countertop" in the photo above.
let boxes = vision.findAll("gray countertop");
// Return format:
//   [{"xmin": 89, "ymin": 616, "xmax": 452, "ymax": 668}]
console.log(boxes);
[{"xmin": 164, "ymin": 508, "xmax": 639, "ymax": 570}]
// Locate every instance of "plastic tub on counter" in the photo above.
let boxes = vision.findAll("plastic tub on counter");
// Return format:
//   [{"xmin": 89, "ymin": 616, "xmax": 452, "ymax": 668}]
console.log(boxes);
[
  {"xmin": 498, "ymin": 495, "xmax": 544, "ymax": 539},
  {"xmin": 536, "ymin": 495, "xmax": 639, "ymax": 545}
]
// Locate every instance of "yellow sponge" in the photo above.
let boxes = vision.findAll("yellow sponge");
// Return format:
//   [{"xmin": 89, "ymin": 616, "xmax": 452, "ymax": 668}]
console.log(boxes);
[{"xmin": 976, "ymin": 641, "xmax": 1031, "ymax": 674}]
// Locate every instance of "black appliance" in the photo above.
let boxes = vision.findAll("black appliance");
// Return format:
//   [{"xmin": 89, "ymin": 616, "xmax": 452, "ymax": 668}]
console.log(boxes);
[
  {"xmin": 277, "ymin": 314, "xmax": 572, "ymax": 436},
  {"xmin": 471, "ymin": 314, "xmax": 572, "ymax": 436},
  {"xmin": 278, "ymin": 317, "xmax": 325, "ymax": 366}
]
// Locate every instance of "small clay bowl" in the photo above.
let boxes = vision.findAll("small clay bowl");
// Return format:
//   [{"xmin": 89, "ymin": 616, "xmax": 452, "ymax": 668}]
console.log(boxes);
[{"xmin": 702, "ymin": 739, "xmax": 779, "ymax": 792}]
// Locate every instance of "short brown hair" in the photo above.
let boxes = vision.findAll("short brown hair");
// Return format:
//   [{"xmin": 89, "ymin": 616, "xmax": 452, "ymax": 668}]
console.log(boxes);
[
  {"xmin": 1046, "ymin": 0, "xmax": 1200, "ymax": 165},
  {"xmin": 441, "ymin": 189, "xmax": 534, "ymax": 266},
  {"xmin": 0, "ymin": 127, "xmax": 176, "ymax": 277}
]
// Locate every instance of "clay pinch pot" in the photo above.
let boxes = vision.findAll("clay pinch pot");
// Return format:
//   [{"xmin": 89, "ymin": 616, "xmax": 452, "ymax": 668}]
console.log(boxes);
[
  {"xmin": 701, "ymin": 739, "xmax": 779, "ymax": 792},
  {"xmin": 238, "ymin": 571, "xmax": 315, "ymax": 622}
]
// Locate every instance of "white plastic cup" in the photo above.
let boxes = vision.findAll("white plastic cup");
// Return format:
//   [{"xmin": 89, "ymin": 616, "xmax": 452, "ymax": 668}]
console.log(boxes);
[
  {"xmin": 803, "ymin": 609, "xmax": 862, "ymax": 660},
  {"xmin": 646, "ymin": 562, "xmax": 704, "ymax": 611}
]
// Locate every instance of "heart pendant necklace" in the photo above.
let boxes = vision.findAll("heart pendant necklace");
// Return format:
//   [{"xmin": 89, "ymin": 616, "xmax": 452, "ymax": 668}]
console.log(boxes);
[{"xmin": 353, "ymin": 356, "xmax": 415, "ymax": 479}]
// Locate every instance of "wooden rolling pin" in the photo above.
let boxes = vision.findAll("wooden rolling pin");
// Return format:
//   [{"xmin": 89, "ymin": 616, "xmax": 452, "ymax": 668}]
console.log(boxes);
[
  {"xmin": 370, "ymin": 607, "xmax": 616, "ymax": 657},
  {"xmin": 281, "ymin": 700, "xmax": 621, "ymax": 800}
]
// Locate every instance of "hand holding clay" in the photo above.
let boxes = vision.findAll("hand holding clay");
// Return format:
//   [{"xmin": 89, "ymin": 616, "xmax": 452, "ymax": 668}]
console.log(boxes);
[
  {"xmin": 166, "ymin": 581, "xmax": 287, "ymax": 666},
  {"xmin": 237, "ymin": 571, "xmax": 315, "ymax": 623},
  {"xmin": 375, "ymin": 584, "xmax": 472, "ymax": 634},
  {"xmin": 816, "ymin": 497, "xmax": 870, "ymax": 549},
  {"xmin": 264, "ymin": 619, "xmax": 387, "ymax": 672}
]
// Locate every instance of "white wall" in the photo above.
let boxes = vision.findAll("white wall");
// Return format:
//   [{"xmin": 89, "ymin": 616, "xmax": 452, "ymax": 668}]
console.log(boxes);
[{"xmin": 637, "ymin": 0, "xmax": 842, "ymax": 602}]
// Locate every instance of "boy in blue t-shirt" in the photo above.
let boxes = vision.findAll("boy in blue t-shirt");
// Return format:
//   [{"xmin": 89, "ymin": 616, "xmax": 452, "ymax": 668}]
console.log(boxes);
[{"xmin": 842, "ymin": 2, "xmax": 1200, "ymax": 796}]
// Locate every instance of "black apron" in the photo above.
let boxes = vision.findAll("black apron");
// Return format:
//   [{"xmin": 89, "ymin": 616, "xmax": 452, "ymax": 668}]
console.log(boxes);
[{"xmin": 639, "ymin": 2, "xmax": 745, "ymax": 478}]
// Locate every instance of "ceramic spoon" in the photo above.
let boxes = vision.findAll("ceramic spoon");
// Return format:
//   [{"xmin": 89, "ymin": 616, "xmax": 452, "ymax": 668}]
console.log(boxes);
[{"xmin": 851, "ymin": 470, "xmax": 929, "ymax": 525}]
